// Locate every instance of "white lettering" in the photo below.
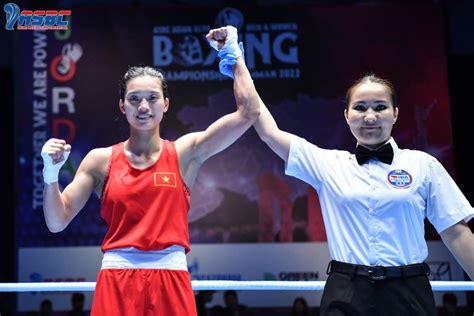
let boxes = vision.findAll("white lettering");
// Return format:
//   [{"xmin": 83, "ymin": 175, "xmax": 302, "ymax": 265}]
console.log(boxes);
[
  {"xmin": 33, "ymin": 107, "xmax": 47, "ymax": 128},
  {"xmin": 273, "ymin": 32, "xmax": 298, "ymax": 64},
  {"xmin": 153, "ymin": 36, "xmax": 173, "ymax": 66},
  {"xmin": 245, "ymin": 32, "xmax": 271, "ymax": 69},
  {"xmin": 52, "ymin": 87, "xmax": 75, "ymax": 114}
]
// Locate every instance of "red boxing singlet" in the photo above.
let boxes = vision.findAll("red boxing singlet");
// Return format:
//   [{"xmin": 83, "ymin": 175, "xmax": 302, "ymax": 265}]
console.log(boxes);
[{"xmin": 100, "ymin": 140, "xmax": 191, "ymax": 253}]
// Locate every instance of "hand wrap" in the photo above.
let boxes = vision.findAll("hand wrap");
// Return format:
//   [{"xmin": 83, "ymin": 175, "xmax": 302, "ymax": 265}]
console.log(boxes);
[
  {"xmin": 209, "ymin": 26, "xmax": 245, "ymax": 79},
  {"xmin": 41, "ymin": 143, "xmax": 70, "ymax": 184}
]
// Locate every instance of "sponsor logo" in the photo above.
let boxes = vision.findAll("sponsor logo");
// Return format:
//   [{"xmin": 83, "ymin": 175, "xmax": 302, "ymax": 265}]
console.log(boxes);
[
  {"xmin": 50, "ymin": 43, "xmax": 82, "ymax": 82},
  {"xmin": 30, "ymin": 272, "xmax": 86, "ymax": 283},
  {"xmin": 427, "ymin": 261, "xmax": 452, "ymax": 281},
  {"xmin": 188, "ymin": 259, "xmax": 242, "ymax": 280},
  {"xmin": 264, "ymin": 271, "xmax": 319, "ymax": 281},
  {"xmin": 28, "ymin": 272, "xmax": 86, "ymax": 295}
]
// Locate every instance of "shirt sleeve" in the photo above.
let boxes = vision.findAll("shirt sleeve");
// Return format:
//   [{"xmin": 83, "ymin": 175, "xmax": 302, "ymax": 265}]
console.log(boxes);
[
  {"xmin": 425, "ymin": 156, "xmax": 474, "ymax": 233},
  {"xmin": 285, "ymin": 136, "xmax": 333, "ymax": 190}
]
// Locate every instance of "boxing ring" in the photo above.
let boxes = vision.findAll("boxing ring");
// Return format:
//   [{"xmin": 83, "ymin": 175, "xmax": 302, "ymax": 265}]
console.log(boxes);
[{"xmin": 1, "ymin": 281, "xmax": 473, "ymax": 292}]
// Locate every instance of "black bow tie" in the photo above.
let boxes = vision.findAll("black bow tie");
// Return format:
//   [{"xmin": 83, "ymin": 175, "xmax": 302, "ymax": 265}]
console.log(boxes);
[{"xmin": 355, "ymin": 142, "xmax": 394, "ymax": 165}]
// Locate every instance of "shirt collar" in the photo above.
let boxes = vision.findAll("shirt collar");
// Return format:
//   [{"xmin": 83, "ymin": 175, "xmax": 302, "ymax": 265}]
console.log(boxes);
[{"xmin": 356, "ymin": 137, "xmax": 399, "ymax": 152}]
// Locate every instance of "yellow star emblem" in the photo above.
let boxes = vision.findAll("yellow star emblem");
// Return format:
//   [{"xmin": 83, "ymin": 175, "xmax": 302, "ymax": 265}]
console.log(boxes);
[{"xmin": 154, "ymin": 172, "xmax": 176, "ymax": 187}]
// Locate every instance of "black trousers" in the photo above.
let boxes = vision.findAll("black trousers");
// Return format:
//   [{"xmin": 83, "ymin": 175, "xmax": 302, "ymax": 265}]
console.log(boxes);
[{"xmin": 320, "ymin": 270, "xmax": 436, "ymax": 316}]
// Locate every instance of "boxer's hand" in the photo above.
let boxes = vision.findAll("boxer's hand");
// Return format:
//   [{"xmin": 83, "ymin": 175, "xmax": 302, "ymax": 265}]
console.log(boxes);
[
  {"xmin": 206, "ymin": 26, "xmax": 244, "ymax": 79},
  {"xmin": 41, "ymin": 138, "xmax": 71, "ymax": 184},
  {"xmin": 206, "ymin": 25, "xmax": 242, "ymax": 59}
]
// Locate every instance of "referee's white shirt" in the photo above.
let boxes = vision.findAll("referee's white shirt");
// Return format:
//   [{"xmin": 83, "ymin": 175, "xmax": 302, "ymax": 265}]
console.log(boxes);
[{"xmin": 286, "ymin": 136, "xmax": 474, "ymax": 266}]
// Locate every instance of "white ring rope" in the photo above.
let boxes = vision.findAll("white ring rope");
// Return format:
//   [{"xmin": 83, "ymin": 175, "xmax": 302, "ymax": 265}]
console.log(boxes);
[{"xmin": 0, "ymin": 281, "xmax": 472, "ymax": 292}]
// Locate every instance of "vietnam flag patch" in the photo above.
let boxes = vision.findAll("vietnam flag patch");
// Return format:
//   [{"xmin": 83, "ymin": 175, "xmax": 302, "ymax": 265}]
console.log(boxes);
[{"xmin": 153, "ymin": 172, "xmax": 177, "ymax": 188}]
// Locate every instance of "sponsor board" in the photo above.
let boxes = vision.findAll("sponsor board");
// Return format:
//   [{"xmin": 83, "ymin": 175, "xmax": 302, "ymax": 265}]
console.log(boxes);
[{"xmin": 18, "ymin": 242, "xmax": 466, "ymax": 310}]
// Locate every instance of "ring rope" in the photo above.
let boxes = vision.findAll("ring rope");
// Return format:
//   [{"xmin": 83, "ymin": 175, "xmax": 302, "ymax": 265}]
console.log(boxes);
[{"xmin": 0, "ymin": 281, "xmax": 472, "ymax": 292}]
